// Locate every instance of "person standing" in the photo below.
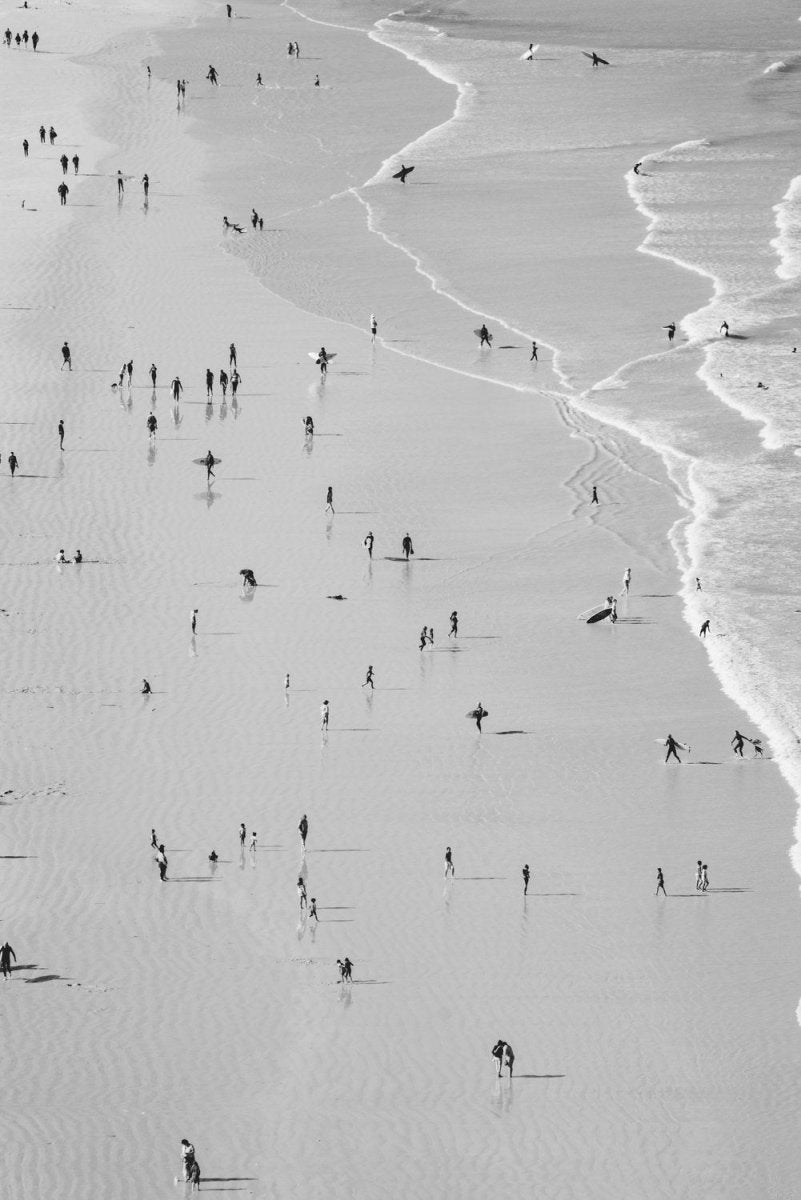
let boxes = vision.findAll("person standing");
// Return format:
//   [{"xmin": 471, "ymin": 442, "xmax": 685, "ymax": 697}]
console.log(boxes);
[
  {"xmin": 171, "ymin": 376, "xmax": 182, "ymax": 402},
  {"xmin": 370, "ymin": 314, "xmax": 377, "ymax": 342},
  {"xmin": 58, "ymin": 419, "xmax": 65, "ymax": 449},
  {"xmin": 149, "ymin": 364, "xmax": 157, "ymax": 388},
  {"xmin": 205, "ymin": 368, "xmax": 214, "ymax": 398},
  {"xmin": 402, "ymin": 532, "xmax": 414, "ymax": 559},
  {"xmin": 298, "ymin": 814, "xmax": 308, "ymax": 849},
  {"xmin": 297, "ymin": 875, "xmax": 307, "ymax": 910},
  {"xmin": 32, "ymin": 31, "xmax": 39, "ymax": 51},
  {"xmin": 591, "ymin": 485, "xmax": 599, "ymax": 504},
  {"xmin": 239, "ymin": 823, "xmax": 247, "ymax": 848},
  {"xmin": 699, "ymin": 620, "xmax": 710, "ymax": 638},
  {"xmin": 8, "ymin": 452, "xmax": 18, "ymax": 477},
  {"xmin": 695, "ymin": 860, "xmax": 703, "ymax": 891},
  {"xmin": 180, "ymin": 1140, "xmax": 195, "ymax": 1182},
  {"xmin": 363, "ymin": 531, "xmax": 374, "ymax": 558},
  {"xmin": 49, "ymin": 126, "xmax": 57, "ymax": 145},
  {"xmin": 664, "ymin": 734, "xmax": 686, "ymax": 763},
  {"xmin": 57, "ymin": 182, "xmax": 69, "ymax": 205},
  {"xmin": 39, "ymin": 125, "xmax": 46, "ymax": 144},
  {"xmin": 0, "ymin": 942, "xmax": 16, "ymax": 978},
  {"xmin": 522, "ymin": 864, "xmax": 530, "ymax": 895},
  {"xmin": 309, "ymin": 897, "xmax": 318, "ymax": 922},
  {"xmin": 229, "ymin": 342, "xmax": 237, "ymax": 368},
  {"xmin": 622, "ymin": 567, "xmax": 631, "ymax": 594},
  {"xmin": 116, "ymin": 170, "xmax": 124, "ymax": 197},
  {"xmin": 419, "ymin": 626, "xmax": 428, "ymax": 652},
  {"xmin": 147, "ymin": 413, "xmax": 157, "ymax": 438},
  {"xmin": 362, "ymin": 665, "xmax": 374, "ymax": 689},
  {"xmin": 61, "ymin": 342, "xmax": 72, "ymax": 370},
  {"xmin": 141, "ymin": 173, "xmax": 149, "ymax": 200},
  {"xmin": 22, "ymin": 138, "xmax": 28, "ymax": 157},
  {"xmin": 320, "ymin": 700, "xmax": 330, "ymax": 730},
  {"xmin": 449, "ymin": 611, "xmax": 458, "ymax": 637},
  {"xmin": 249, "ymin": 831, "xmax": 257, "ymax": 852},
  {"xmin": 59, "ymin": 153, "xmax": 68, "ymax": 175},
  {"xmin": 474, "ymin": 703, "xmax": 487, "ymax": 732},
  {"xmin": 156, "ymin": 843, "xmax": 168, "ymax": 881},
  {"xmin": 72, "ymin": 154, "xmax": 79, "ymax": 174},
  {"xmin": 701, "ymin": 864, "xmax": 709, "ymax": 892},
  {"xmin": 655, "ymin": 867, "xmax": 667, "ymax": 896},
  {"xmin": 444, "ymin": 846, "xmax": 454, "ymax": 878},
  {"xmin": 231, "ymin": 370, "xmax": 240, "ymax": 400},
  {"xmin": 190, "ymin": 609, "xmax": 198, "ymax": 635}
]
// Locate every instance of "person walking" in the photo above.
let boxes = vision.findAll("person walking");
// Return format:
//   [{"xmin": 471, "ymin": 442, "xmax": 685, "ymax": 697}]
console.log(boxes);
[
  {"xmin": 731, "ymin": 730, "xmax": 747, "ymax": 757},
  {"xmin": 362, "ymin": 665, "xmax": 374, "ymax": 689},
  {"xmin": 444, "ymin": 846, "xmax": 455, "ymax": 878},
  {"xmin": 449, "ymin": 611, "xmax": 458, "ymax": 637},
  {"xmin": 622, "ymin": 567, "xmax": 631, "ymax": 594},
  {"xmin": 57, "ymin": 182, "xmax": 69, "ymax": 205},
  {"xmin": 0, "ymin": 942, "xmax": 16, "ymax": 978},
  {"xmin": 59, "ymin": 153, "xmax": 68, "ymax": 175},
  {"xmin": 530, "ymin": 340, "xmax": 538, "ymax": 361},
  {"xmin": 320, "ymin": 700, "xmax": 329, "ymax": 731},
  {"xmin": 298, "ymin": 814, "xmax": 308, "ymax": 849},
  {"xmin": 156, "ymin": 843, "xmax": 168, "ymax": 881},
  {"xmin": 325, "ymin": 485, "xmax": 334, "ymax": 514},
  {"xmin": 203, "ymin": 450, "xmax": 215, "ymax": 482},
  {"xmin": 591, "ymin": 485, "xmax": 599, "ymax": 504},
  {"xmin": 701, "ymin": 864, "xmax": 709, "ymax": 892},
  {"xmin": 231, "ymin": 369, "xmax": 240, "ymax": 400},
  {"xmin": 116, "ymin": 169, "xmax": 124, "ymax": 197},
  {"xmin": 478, "ymin": 324, "xmax": 492, "ymax": 348},
  {"xmin": 8, "ymin": 452, "xmax": 18, "ymax": 477},
  {"xmin": 219, "ymin": 368, "xmax": 228, "ymax": 398},
  {"xmin": 363, "ymin": 531, "xmax": 374, "ymax": 558},
  {"xmin": 695, "ymin": 860, "xmax": 703, "ymax": 890},
  {"xmin": 171, "ymin": 376, "xmax": 182, "ymax": 401},
  {"xmin": 473, "ymin": 702, "xmax": 487, "ymax": 732},
  {"xmin": 655, "ymin": 867, "xmax": 667, "ymax": 896},
  {"xmin": 419, "ymin": 626, "xmax": 428, "ymax": 651},
  {"xmin": 229, "ymin": 342, "xmax": 237, "ymax": 367},
  {"xmin": 72, "ymin": 154, "xmax": 79, "ymax": 174},
  {"xmin": 491, "ymin": 1039, "xmax": 514, "ymax": 1077},
  {"xmin": 147, "ymin": 412, "xmax": 157, "ymax": 438},
  {"xmin": 297, "ymin": 875, "xmax": 307, "ymax": 910},
  {"xmin": 190, "ymin": 609, "xmax": 198, "ymax": 635},
  {"xmin": 239, "ymin": 823, "xmax": 247, "ymax": 849},
  {"xmin": 58, "ymin": 419, "xmax": 65, "ymax": 449},
  {"xmin": 664, "ymin": 734, "xmax": 687, "ymax": 763},
  {"xmin": 180, "ymin": 1140, "xmax": 196, "ymax": 1182},
  {"xmin": 699, "ymin": 619, "xmax": 710, "ymax": 637},
  {"xmin": 370, "ymin": 314, "xmax": 378, "ymax": 342},
  {"xmin": 22, "ymin": 138, "xmax": 28, "ymax": 157},
  {"xmin": 141, "ymin": 173, "xmax": 149, "ymax": 199},
  {"xmin": 402, "ymin": 532, "xmax": 414, "ymax": 559},
  {"xmin": 205, "ymin": 368, "xmax": 214, "ymax": 399},
  {"xmin": 249, "ymin": 831, "xmax": 257, "ymax": 852},
  {"xmin": 309, "ymin": 897, "xmax": 318, "ymax": 922},
  {"xmin": 522, "ymin": 864, "xmax": 530, "ymax": 895}
]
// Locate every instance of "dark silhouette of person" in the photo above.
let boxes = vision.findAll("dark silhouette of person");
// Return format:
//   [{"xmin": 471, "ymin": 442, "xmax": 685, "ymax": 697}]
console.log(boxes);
[
  {"xmin": 664, "ymin": 734, "xmax": 683, "ymax": 763},
  {"xmin": 0, "ymin": 942, "xmax": 16, "ymax": 978},
  {"xmin": 699, "ymin": 620, "xmax": 710, "ymax": 638},
  {"xmin": 206, "ymin": 368, "xmax": 214, "ymax": 398},
  {"xmin": 60, "ymin": 153, "xmax": 68, "ymax": 175},
  {"xmin": 474, "ymin": 702, "xmax": 487, "ymax": 732},
  {"xmin": 522, "ymin": 864, "xmax": 530, "ymax": 895},
  {"xmin": 402, "ymin": 533, "xmax": 414, "ymax": 559},
  {"xmin": 731, "ymin": 730, "xmax": 746, "ymax": 757},
  {"xmin": 39, "ymin": 124, "xmax": 46, "ymax": 144},
  {"xmin": 664, "ymin": 322, "xmax": 676, "ymax": 342},
  {"xmin": 491, "ymin": 1039, "xmax": 514, "ymax": 1076},
  {"xmin": 478, "ymin": 324, "xmax": 491, "ymax": 347},
  {"xmin": 57, "ymin": 182, "xmax": 69, "ymax": 205},
  {"xmin": 655, "ymin": 867, "xmax": 667, "ymax": 895},
  {"xmin": 207, "ymin": 64, "xmax": 219, "ymax": 85},
  {"xmin": 299, "ymin": 814, "xmax": 308, "ymax": 847},
  {"xmin": 61, "ymin": 341, "xmax": 72, "ymax": 369},
  {"xmin": 22, "ymin": 138, "xmax": 28, "ymax": 157},
  {"xmin": 58, "ymin": 419, "xmax": 64, "ymax": 449},
  {"xmin": 591, "ymin": 485, "xmax": 599, "ymax": 504},
  {"xmin": 72, "ymin": 154, "xmax": 79, "ymax": 174}
]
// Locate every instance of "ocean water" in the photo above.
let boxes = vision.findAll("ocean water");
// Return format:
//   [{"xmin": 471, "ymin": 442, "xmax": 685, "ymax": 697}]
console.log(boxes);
[{"xmin": 262, "ymin": 0, "xmax": 801, "ymax": 825}]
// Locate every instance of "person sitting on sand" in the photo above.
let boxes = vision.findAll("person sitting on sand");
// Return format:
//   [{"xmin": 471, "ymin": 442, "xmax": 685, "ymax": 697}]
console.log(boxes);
[
  {"xmin": 58, "ymin": 549, "xmax": 68, "ymax": 563},
  {"xmin": 74, "ymin": 549, "xmax": 82, "ymax": 563}
]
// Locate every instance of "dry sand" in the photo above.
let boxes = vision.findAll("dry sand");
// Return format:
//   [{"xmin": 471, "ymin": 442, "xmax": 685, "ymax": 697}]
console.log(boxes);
[{"xmin": 2, "ymin": 2, "xmax": 799, "ymax": 1197}]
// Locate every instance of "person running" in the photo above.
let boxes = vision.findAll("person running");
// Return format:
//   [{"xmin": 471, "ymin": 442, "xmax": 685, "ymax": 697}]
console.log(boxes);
[
  {"xmin": 142, "ymin": 173, "xmax": 149, "ymax": 199},
  {"xmin": 191, "ymin": 608, "xmax": 198, "ymax": 634},
  {"xmin": 298, "ymin": 814, "xmax": 308, "ymax": 849},
  {"xmin": 522, "ymin": 864, "xmax": 530, "ymax": 895},
  {"xmin": 622, "ymin": 567, "xmax": 631, "ymax": 594},
  {"xmin": 695, "ymin": 860, "xmax": 703, "ymax": 891},
  {"xmin": 203, "ymin": 450, "xmax": 216, "ymax": 482},
  {"xmin": 58, "ymin": 419, "xmax": 65, "ymax": 449},
  {"xmin": 205, "ymin": 368, "xmax": 214, "ymax": 398},
  {"xmin": 8, "ymin": 452, "xmax": 18, "ymax": 477},
  {"xmin": 256, "ymin": 73, "xmax": 263, "ymax": 86},
  {"xmin": 701, "ymin": 864, "xmax": 709, "ymax": 892},
  {"xmin": 363, "ymin": 665, "xmax": 374, "ymax": 689},
  {"xmin": 297, "ymin": 876, "xmax": 307, "ymax": 910},
  {"xmin": 491, "ymin": 1039, "xmax": 514, "ymax": 1077},
  {"xmin": 57, "ymin": 182, "xmax": 69, "ymax": 205},
  {"xmin": 530, "ymin": 340, "xmax": 538, "ymax": 361},
  {"xmin": 156, "ymin": 843, "xmax": 168, "ymax": 881},
  {"xmin": 370, "ymin": 314, "xmax": 378, "ymax": 342},
  {"xmin": 731, "ymin": 730, "xmax": 746, "ymax": 757},
  {"xmin": 655, "ymin": 867, "xmax": 667, "ymax": 896},
  {"xmin": 664, "ymin": 322, "xmax": 676, "ymax": 342},
  {"xmin": 72, "ymin": 154, "xmax": 79, "ymax": 174},
  {"xmin": 699, "ymin": 619, "xmax": 710, "ymax": 637},
  {"xmin": 325, "ymin": 485, "xmax": 334, "ymax": 514},
  {"xmin": 0, "ymin": 942, "xmax": 16, "ymax": 978},
  {"xmin": 402, "ymin": 532, "xmax": 414, "ymax": 559},
  {"xmin": 363, "ymin": 531, "xmax": 374, "ymax": 558},
  {"xmin": 478, "ymin": 324, "xmax": 491, "ymax": 347},
  {"xmin": 664, "ymin": 734, "xmax": 686, "ymax": 763},
  {"xmin": 449, "ymin": 611, "xmax": 458, "ymax": 637},
  {"xmin": 591, "ymin": 485, "xmax": 599, "ymax": 504},
  {"xmin": 320, "ymin": 700, "xmax": 329, "ymax": 730},
  {"xmin": 474, "ymin": 703, "xmax": 487, "ymax": 732},
  {"xmin": 147, "ymin": 413, "xmax": 157, "ymax": 438},
  {"xmin": 171, "ymin": 376, "xmax": 182, "ymax": 402}
]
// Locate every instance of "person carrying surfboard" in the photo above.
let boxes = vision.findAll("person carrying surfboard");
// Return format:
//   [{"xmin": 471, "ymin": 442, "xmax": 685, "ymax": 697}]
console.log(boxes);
[
  {"xmin": 203, "ymin": 449, "xmax": 216, "ymax": 481},
  {"xmin": 317, "ymin": 347, "xmax": 329, "ymax": 375},
  {"xmin": 664, "ymin": 734, "xmax": 689, "ymax": 763},
  {"xmin": 478, "ymin": 324, "xmax": 492, "ymax": 348}
]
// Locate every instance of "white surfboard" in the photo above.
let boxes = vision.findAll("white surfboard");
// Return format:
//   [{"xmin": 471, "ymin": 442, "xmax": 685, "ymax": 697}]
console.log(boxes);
[
  {"xmin": 655, "ymin": 739, "xmax": 690, "ymax": 752},
  {"xmin": 577, "ymin": 602, "xmax": 607, "ymax": 620},
  {"xmin": 520, "ymin": 43, "xmax": 540, "ymax": 60},
  {"xmin": 308, "ymin": 352, "xmax": 337, "ymax": 363}
]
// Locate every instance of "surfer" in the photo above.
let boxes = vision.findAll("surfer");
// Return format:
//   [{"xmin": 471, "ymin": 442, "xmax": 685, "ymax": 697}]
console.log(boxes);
[
  {"xmin": 141, "ymin": 679, "xmax": 152, "ymax": 694},
  {"xmin": 664, "ymin": 734, "xmax": 685, "ymax": 763},
  {"xmin": 591, "ymin": 486, "xmax": 599, "ymax": 504},
  {"xmin": 664, "ymin": 322, "xmax": 676, "ymax": 343},
  {"xmin": 299, "ymin": 814, "xmax": 308, "ymax": 848},
  {"xmin": 449, "ymin": 611, "xmax": 458, "ymax": 637},
  {"xmin": 0, "ymin": 942, "xmax": 16, "ymax": 978},
  {"xmin": 478, "ymin": 324, "xmax": 491, "ymax": 347},
  {"xmin": 61, "ymin": 341, "xmax": 72, "ymax": 370},
  {"xmin": 525, "ymin": 42, "xmax": 534, "ymax": 59},
  {"xmin": 530, "ymin": 340, "xmax": 538, "ymax": 360},
  {"xmin": 325, "ymin": 485, "xmax": 334, "ymax": 514},
  {"xmin": 317, "ymin": 347, "xmax": 329, "ymax": 375},
  {"xmin": 699, "ymin": 619, "xmax": 710, "ymax": 638},
  {"xmin": 522, "ymin": 864, "xmax": 530, "ymax": 895},
  {"xmin": 363, "ymin": 531, "xmax": 374, "ymax": 558},
  {"xmin": 58, "ymin": 419, "xmax": 65, "ymax": 449},
  {"xmin": 473, "ymin": 702, "xmax": 487, "ymax": 732},
  {"xmin": 394, "ymin": 163, "xmax": 414, "ymax": 183},
  {"xmin": 491, "ymin": 1040, "xmax": 514, "ymax": 1077},
  {"xmin": 633, "ymin": 161, "xmax": 642, "ymax": 175},
  {"xmin": 587, "ymin": 51, "xmax": 607, "ymax": 67},
  {"xmin": 203, "ymin": 450, "xmax": 215, "ymax": 481},
  {"xmin": 362, "ymin": 665, "xmax": 374, "ymax": 689},
  {"xmin": 171, "ymin": 376, "xmax": 182, "ymax": 401},
  {"xmin": 655, "ymin": 867, "xmax": 667, "ymax": 896},
  {"xmin": 731, "ymin": 730, "xmax": 747, "ymax": 757},
  {"xmin": 402, "ymin": 532, "xmax": 414, "ymax": 559},
  {"xmin": 444, "ymin": 846, "xmax": 455, "ymax": 878}
]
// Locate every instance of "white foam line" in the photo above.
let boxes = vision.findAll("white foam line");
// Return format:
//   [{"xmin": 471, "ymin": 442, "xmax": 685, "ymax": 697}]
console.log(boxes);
[
  {"xmin": 771, "ymin": 173, "xmax": 801, "ymax": 281},
  {"xmin": 280, "ymin": 0, "xmax": 367, "ymax": 36}
]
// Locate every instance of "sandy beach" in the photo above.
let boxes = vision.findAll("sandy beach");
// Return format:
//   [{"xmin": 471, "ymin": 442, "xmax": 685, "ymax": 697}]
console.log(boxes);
[{"xmin": 3, "ymin": 0, "xmax": 801, "ymax": 1196}]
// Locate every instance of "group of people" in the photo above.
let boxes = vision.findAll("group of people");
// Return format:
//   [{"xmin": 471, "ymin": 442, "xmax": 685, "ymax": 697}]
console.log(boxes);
[{"xmin": 4, "ymin": 27, "xmax": 39, "ymax": 49}]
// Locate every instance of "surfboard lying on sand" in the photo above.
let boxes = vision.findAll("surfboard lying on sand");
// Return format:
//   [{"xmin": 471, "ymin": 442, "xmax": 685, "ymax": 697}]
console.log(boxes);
[
  {"xmin": 308, "ymin": 352, "xmax": 337, "ymax": 363},
  {"xmin": 587, "ymin": 607, "xmax": 612, "ymax": 624},
  {"xmin": 473, "ymin": 328, "xmax": 493, "ymax": 343},
  {"xmin": 192, "ymin": 456, "xmax": 221, "ymax": 465}
]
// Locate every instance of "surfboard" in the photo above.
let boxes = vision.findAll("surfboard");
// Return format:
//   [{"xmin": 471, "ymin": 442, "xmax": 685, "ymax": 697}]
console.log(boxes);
[
  {"xmin": 392, "ymin": 165, "xmax": 414, "ymax": 181},
  {"xmin": 586, "ymin": 608, "xmax": 612, "ymax": 624},
  {"xmin": 308, "ymin": 352, "xmax": 337, "ymax": 363},
  {"xmin": 473, "ymin": 328, "xmax": 493, "ymax": 343},
  {"xmin": 192, "ymin": 456, "xmax": 221, "ymax": 465},
  {"xmin": 654, "ymin": 739, "xmax": 690, "ymax": 751},
  {"xmin": 520, "ymin": 44, "xmax": 539, "ymax": 59},
  {"xmin": 577, "ymin": 602, "xmax": 607, "ymax": 621},
  {"xmin": 582, "ymin": 50, "xmax": 610, "ymax": 65},
  {"xmin": 466, "ymin": 708, "xmax": 488, "ymax": 719}
]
